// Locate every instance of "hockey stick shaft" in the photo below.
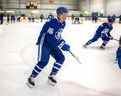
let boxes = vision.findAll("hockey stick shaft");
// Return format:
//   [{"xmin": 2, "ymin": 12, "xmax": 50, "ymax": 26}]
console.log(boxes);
[
  {"xmin": 113, "ymin": 38, "xmax": 119, "ymax": 41},
  {"xmin": 69, "ymin": 50, "xmax": 81, "ymax": 64}
]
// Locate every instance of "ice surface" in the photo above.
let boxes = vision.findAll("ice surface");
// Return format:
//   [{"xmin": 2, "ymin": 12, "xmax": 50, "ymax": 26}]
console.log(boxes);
[{"xmin": 0, "ymin": 20, "xmax": 121, "ymax": 96}]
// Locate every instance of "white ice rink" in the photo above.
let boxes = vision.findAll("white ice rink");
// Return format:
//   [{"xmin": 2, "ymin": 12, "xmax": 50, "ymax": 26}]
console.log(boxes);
[{"xmin": 0, "ymin": 20, "xmax": 121, "ymax": 96}]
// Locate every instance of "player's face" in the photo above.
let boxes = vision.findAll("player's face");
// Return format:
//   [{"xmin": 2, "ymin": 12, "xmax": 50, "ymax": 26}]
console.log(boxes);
[{"xmin": 58, "ymin": 13, "xmax": 68, "ymax": 22}]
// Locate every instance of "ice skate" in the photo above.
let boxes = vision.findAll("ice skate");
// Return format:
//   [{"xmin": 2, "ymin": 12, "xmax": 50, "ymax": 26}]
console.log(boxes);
[
  {"xmin": 48, "ymin": 75, "xmax": 57, "ymax": 86},
  {"xmin": 99, "ymin": 45, "xmax": 105, "ymax": 49},
  {"xmin": 83, "ymin": 44, "xmax": 88, "ymax": 48},
  {"xmin": 26, "ymin": 76, "xmax": 35, "ymax": 88}
]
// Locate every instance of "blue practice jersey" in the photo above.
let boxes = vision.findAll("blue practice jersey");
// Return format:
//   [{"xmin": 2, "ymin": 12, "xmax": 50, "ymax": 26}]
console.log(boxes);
[
  {"xmin": 96, "ymin": 22, "xmax": 113, "ymax": 39},
  {"xmin": 37, "ymin": 18, "xmax": 66, "ymax": 49}
]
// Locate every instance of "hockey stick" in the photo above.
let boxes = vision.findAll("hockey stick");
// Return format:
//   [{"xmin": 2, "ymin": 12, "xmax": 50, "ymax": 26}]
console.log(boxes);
[
  {"xmin": 113, "ymin": 38, "xmax": 119, "ymax": 42},
  {"xmin": 69, "ymin": 50, "xmax": 82, "ymax": 64}
]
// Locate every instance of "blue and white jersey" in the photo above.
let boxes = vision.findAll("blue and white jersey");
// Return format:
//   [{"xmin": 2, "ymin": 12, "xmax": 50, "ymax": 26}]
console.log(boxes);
[
  {"xmin": 37, "ymin": 18, "xmax": 66, "ymax": 49},
  {"xmin": 96, "ymin": 23, "xmax": 113, "ymax": 39}
]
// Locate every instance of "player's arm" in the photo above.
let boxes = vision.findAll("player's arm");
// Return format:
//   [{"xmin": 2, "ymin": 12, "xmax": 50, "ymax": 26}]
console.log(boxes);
[
  {"xmin": 46, "ymin": 31, "xmax": 70, "ymax": 51},
  {"xmin": 107, "ymin": 31, "xmax": 113, "ymax": 39},
  {"xmin": 47, "ymin": 35, "xmax": 70, "ymax": 51},
  {"xmin": 58, "ymin": 24, "xmax": 70, "ymax": 51}
]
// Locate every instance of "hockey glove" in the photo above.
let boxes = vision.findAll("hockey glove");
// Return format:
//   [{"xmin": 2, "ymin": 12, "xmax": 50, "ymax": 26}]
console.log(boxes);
[
  {"xmin": 58, "ymin": 40, "xmax": 70, "ymax": 51},
  {"xmin": 62, "ymin": 44, "xmax": 70, "ymax": 51}
]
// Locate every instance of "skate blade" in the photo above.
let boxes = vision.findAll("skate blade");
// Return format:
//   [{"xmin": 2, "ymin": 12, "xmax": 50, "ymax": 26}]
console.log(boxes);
[
  {"xmin": 48, "ymin": 80, "xmax": 56, "ymax": 86},
  {"xmin": 26, "ymin": 82, "xmax": 34, "ymax": 88},
  {"xmin": 83, "ymin": 45, "xmax": 87, "ymax": 48},
  {"xmin": 99, "ymin": 47, "xmax": 105, "ymax": 50}
]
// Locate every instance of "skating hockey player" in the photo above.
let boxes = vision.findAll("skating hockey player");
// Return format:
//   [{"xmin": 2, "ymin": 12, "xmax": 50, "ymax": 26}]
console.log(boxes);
[
  {"xmin": 27, "ymin": 7, "xmax": 70, "ymax": 87},
  {"xmin": 83, "ymin": 17, "xmax": 114, "ymax": 49},
  {"xmin": 116, "ymin": 36, "xmax": 121, "ymax": 69}
]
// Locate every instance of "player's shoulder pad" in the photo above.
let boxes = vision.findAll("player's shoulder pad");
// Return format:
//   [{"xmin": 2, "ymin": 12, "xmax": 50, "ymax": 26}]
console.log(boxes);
[
  {"xmin": 49, "ymin": 18, "xmax": 57, "ymax": 23},
  {"xmin": 99, "ymin": 23, "xmax": 105, "ymax": 28},
  {"xmin": 44, "ymin": 18, "xmax": 57, "ymax": 26},
  {"xmin": 43, "ymin": 21, "xmax": 50, "ymax": 27}
]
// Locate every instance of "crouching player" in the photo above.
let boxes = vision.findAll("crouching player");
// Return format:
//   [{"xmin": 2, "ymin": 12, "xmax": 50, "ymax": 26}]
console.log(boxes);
[{"xmin": 83, "ymin": 17, "xmax": 114, "ymax": 49}]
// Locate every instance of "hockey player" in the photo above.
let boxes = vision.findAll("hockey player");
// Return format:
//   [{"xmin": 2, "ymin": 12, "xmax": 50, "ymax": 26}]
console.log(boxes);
[
  {"xmin": 92, "ymin": 13, "xmax": 98, "ymax": 23},
  {"xmin": 83, "ymin": 17, "xmax": 114, "ymax": 49},
  {"xmin": 40, "ymin": 14, "xmax": 44, "ymax": 22},
  {"xmin": 116, "ymin": 36, "xmax": 121, "ymax": 69},
  {"xmin": 71, "ymin": 14, "xmax": 75, "ymax": 24},
  {"xmin": 27, "ymin": 7, "xmax": 70, "ymax": 87}
]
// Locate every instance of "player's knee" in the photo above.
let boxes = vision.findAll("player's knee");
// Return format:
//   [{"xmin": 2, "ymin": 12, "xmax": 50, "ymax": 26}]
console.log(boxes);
[
  {"xmin": 61, "ymin": 55, "xmax": 65, "ymax": 63},
  {"xmin": 37, "ymin": 60, "xmax": 48, "ymax": 68},
  {"xmin": 56, "ymin": 55, "xmax": 65, "ymax": 64}
]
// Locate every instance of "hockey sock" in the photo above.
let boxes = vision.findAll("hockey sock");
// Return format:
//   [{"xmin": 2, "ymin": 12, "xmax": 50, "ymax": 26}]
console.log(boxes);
[{"xmin": 50, "ymin": 62, "xmax": 62, "ymax": 76}]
